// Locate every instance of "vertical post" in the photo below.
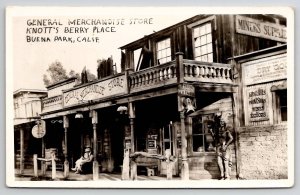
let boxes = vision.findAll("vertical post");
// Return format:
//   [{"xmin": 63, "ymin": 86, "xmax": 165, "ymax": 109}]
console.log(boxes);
[
  {"xmin": 91, "ymin": 110, "xmax": 99, "ymax": 180},
  {"xmin": 41, "ymin": 137, "xmax": 46, "ymax": 176},
  {"xmin": 121, "ymin": 149, "xmax": 130, "ymax": 180},
  {"xmin": 125, "ymin": 68, "xmax": 134, "ymax": 94},
  {"xmin": 130, "ymin": 160, "xmax": 137, "ymax": 180},
  {"xmin": 63, "ymin": 115, "xmax": 69, "ymax": 178},
  {"xmin": 176, "ymin": 52, "xmax": 184, "ymax": 83},
  {"xmin": 128, "ymin": 102, "xmax": 137, "ymax": 180},
  {"xmin": 33, "ymin": 154, "xmax": 38, "ymax": 177},
  {"xmin": 166, "ymin": 162, "xmax": 173, "ymax": 180},
  {"xmin": 180, "ymin": 111, "xmax": 189, "ymax": 180},
  {"xmin": 19, "ymin": 128, "xmax": 24, "ymax": 175},
  {"xmin": 165, "ymin": 149, "xmax": 173, "ymax": 180},
  {"xmin": 51, "ymin": 153, "xmax": 56, "ymax": 180}
]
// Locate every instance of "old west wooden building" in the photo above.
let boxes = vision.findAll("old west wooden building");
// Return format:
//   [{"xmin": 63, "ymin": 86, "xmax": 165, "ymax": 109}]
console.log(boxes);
[{"xmin": 16, "ymin": 14, "xmax": 288, "ymax": 180}]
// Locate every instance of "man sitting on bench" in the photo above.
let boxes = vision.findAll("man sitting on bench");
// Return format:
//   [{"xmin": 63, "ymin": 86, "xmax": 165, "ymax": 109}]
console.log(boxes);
[{"xmin": 71, "ymin": 147, "xmax": 93, "ymax": 174}]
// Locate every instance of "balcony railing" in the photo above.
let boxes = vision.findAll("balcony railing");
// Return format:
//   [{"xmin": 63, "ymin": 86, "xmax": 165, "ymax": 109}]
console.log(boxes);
[
  {"xmin": 183, "ymin": 59, "xmax": 233, "ymax": 84},
  {"xmin": 41, "ymin": 56, "xmax": 234, "ymax": 113},
  {"xmin": 128, "ymin": 58, "xmax": 233, "ymax": 93},
  {"xmin": 128, "ymin": 61, "xmax": 177, "ymax": 93}
]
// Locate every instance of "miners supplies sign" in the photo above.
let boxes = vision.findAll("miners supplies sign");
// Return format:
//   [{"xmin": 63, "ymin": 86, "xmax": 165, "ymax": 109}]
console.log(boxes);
[
  {"xmin": 236, "ymin": 15, "xmax": 286, "ymax": 42},
  {"xmin": 32, "ymin": 121, "xmax": 46, "ymax": 138},
  {"xmin": 243, "ymin": 53, "xmax": 287, "ymax": 85},
  {"xmin": 63, "ymin": 75, "xmax": 126, "ymax": 107},
  {"xmin": 247, "ymin": 86, "xmax": 269, "ymax": 122}
]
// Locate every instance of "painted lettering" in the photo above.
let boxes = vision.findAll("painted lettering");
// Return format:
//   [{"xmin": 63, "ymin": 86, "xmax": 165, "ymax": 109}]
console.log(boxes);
[
  {"xmin": 237, "ymin": 19, "xmax": 261, "ymax": 33},
  {"xmin": 80, "ymin": 84, "xmax": 105, "ymax": 99},
  {"xmin": 108, "ymin": 78, "xmax": 124, "ymax": 91}
]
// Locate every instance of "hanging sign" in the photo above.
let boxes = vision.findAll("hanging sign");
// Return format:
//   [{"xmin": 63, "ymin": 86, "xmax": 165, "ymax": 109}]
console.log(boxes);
[
  {"xmin": 178, "ymin": 83, "xmax": 195, "ymax": 97},
  {"xmin": 32, "ymin": 122, "xmax": 46, "ymax": 138}
]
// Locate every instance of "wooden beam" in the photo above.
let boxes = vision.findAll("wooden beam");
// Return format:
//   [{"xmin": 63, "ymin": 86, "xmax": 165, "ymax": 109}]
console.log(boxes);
[
  {"xmin": 127, "ymin": 86, "xmax": 178, "ymax": 102},
  {"xmin": 194, "ymin": 84, "xmax": 238, "ymax": 93}
]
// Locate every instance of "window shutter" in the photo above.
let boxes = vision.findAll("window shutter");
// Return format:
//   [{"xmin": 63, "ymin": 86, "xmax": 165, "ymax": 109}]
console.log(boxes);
[{"xmin": 139, "ymin": 46, "xmax": 153, "ymax": 70}]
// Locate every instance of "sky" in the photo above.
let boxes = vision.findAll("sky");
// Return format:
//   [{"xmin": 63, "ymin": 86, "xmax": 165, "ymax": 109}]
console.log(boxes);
[{"xmin": 11, "ymin": 7, "xmax": 199, "ymax": 91}]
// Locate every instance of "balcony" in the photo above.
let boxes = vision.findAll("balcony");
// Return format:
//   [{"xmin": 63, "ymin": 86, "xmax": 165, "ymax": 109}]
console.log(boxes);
[
  {"xmin": 128, "ymin": 57, "xmax": 233, "ymax": 93},
  {"xmin": 41, "ymin": 57, "xmax": 234, "ymax": 114}
]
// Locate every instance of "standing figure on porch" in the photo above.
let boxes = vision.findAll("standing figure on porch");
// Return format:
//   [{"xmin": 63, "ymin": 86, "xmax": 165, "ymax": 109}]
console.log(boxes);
[
  {"xmin": 215, "ymin": 115, "xmax": 234, "ymax": 180},
  {"xmin": 71, "ymin": 147, "xmax": 94, "ymax": 174}
]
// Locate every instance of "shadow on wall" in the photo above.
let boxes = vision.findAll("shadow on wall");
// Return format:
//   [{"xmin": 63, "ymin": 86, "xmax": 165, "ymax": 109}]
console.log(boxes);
[{"xmin": 204, "ymin": 155, "xmax": 219, "ymax": 179}]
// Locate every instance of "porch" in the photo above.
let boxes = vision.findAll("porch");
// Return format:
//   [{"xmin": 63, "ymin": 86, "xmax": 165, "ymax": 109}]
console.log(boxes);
[{"xmin": 15, "ymin": 168, "xmax": 181, "ymax": 181}]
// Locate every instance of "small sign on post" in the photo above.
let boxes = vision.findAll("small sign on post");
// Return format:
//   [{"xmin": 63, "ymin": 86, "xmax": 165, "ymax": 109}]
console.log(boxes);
[{"xmin": 178, "ymin": 83, "xmax": 195, "ymax": 97}]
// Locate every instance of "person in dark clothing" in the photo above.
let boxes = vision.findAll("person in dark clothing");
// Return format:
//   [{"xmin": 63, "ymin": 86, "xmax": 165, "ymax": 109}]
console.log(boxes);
[{"xmin": 216, "ymin": 117, "xmax": 234, "ymax": 180}]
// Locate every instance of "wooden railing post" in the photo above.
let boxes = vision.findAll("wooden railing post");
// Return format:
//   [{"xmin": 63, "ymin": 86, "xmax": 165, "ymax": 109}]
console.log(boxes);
[
  {"xmin": 51, "ymin": 153, "xmax": 56, "ymax": 180},
  {"xmin": 33, "ymin": 154, "xmax": 38, "ymax": 177}
]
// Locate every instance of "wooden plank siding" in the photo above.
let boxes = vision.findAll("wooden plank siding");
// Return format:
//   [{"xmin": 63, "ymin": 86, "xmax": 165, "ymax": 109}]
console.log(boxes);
[{"xmin": 121, "ymin": 14, "xmax": 282, "ymax": 71}]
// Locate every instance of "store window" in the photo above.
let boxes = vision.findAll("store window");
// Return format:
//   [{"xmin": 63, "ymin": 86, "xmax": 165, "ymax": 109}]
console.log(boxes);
[
  {"xmin": 156, "ymin": 38, "xmax": 171, "ymax": 65},
  {"xmin": 192, "ymin": 114, "xmax": 216, "ymax": 153},
  {"xmin": 193, "ymin": 22, "xmax": 213, "ymax": 62},
  {"xmin": 277, "ymin": 89, "xmax": 287, "ymax": 122}
]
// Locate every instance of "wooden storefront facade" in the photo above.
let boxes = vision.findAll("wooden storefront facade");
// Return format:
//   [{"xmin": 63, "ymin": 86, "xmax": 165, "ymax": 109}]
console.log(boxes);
[{"xmin": 15, "ymin": 14, "xmax": 288, "ymax": 180}]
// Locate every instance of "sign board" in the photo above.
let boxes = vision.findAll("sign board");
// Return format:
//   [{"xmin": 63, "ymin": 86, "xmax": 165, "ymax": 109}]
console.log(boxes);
[
  {"xmin": 147, "ymin": 140, "xmax": 156, "ymax": 149},
  {"xmin": 246, "ymin": 86, "xmax": 269, "ymax": 122},
  {"xmin": 236, "ymin": 15, "xmax": 286, "ymax": 42},
  {"xmin": 63, "ymin": 74, "xmax": 126, "ymax": 107},
  {"xmin": 243, "ymin": 53, "xmax": 287, "ymax": 85},
  {"xmin": 42, "ymin": 95, "xmax": 63, "ymax": 113},
  {"xmin": 178, "ymin": 83, "xmax": 195, "ymax": 97},
  {"xmin": 32, "ymin": 122, "xmax": 46, "ymax": 138}
]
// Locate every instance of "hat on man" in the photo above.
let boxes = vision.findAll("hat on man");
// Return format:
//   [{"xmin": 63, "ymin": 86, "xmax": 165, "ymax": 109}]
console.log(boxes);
[{"xmin": 85, "ymin": 147, "xmax": 91, "ymax": 152}]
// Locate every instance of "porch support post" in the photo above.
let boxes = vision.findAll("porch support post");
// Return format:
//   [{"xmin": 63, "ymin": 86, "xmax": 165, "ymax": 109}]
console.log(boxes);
[
  {"xmin": 91, "ymin": 110, "xmax": 99, "ymax": 180},
  {"xmin": 176, "ymin": 51, "xmax": 191, "ymax": 180},
  {"xmin": 19, "ymin": 128, "xmax": 24, "ymax": 175},
  {"xmin": 128, "ymin": 102, "xmax": 137, "ymax": 180},
  {"xmin": 41, "ymin": 137, "xmax": 46, "ymax": 176},
  {"xmin": 63, "ymin": 116, "xmax": 69, "ymax": 178},
  {"xmin": 180, "ymin": 111, "xmax": 189, "ymax": 180}
]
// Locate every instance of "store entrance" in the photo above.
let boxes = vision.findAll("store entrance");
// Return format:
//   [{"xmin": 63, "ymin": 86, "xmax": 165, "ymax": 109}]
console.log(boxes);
[
  {"xmin": 100, "ymin": 107, "xmax": 125, "ymax": 173},
  {"xmin": 110, "ymin": 119, "xmax": 124, "ymax": 173}
]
